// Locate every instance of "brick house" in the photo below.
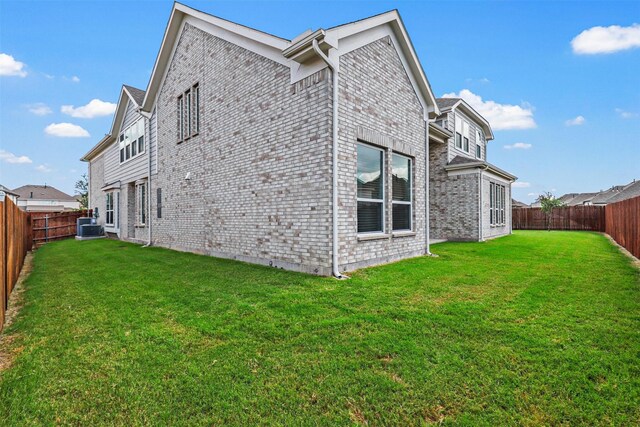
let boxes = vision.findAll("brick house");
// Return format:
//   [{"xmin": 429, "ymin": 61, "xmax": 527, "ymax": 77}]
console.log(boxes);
[
  {"xmin": 82, "ymin": 3, "xmax": 513, "ymax": 276},
  {"xmin": 429, "ymin": 98, "xmax": 517, "ymax": 241}
]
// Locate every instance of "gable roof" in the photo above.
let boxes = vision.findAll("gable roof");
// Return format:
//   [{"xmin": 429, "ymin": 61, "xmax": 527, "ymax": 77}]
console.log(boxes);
[
  {"xmin": 12, "ymin": 184, "xmax": 77, "ymax": 202},
  {"xmin": 141, "ymin": 3, "xmax": 439, "ymax": 118},
  {"xmin": 445, "ymin": 155, "xmax": 517, "ymax": 181},
  {"xmin": 80, "ymin": 84, "xmax": 145, "ymax": 161},
  {"xmin": 124, "ymin": 85, "xmax": 146, "ymax": 106},
  {"xmin": 435, "ymin": 97, "xmax": 459, "ymax": 110},
  {"xmin": 436, "ymin": 97, "xmax": 494, "ymax": 140}
]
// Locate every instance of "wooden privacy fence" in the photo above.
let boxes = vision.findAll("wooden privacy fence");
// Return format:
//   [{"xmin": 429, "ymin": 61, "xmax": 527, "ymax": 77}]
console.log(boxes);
[
  {"xmin": 512, "ymin": 205, "xmax": 605, "ymax": 231},
  {"xmin": 605, "ymin": 196, "xmax": 640, "ymax": 259},
  {"xmin": 30, "ymin": 210, "xmax": 87, "ymax": 246},
  {"xmin": 1, "ymin": 197, "xmax": 32, "ymax": 331},
  {"xmin": 513, "ymin": 197, "xmax": 639, "ymax": 259}
]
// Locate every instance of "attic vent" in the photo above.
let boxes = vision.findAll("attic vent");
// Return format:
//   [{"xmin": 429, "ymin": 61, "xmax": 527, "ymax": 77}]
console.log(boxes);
[{"xmin": 290, "ymin": 69, "xmax": 327, "ymax": 95}]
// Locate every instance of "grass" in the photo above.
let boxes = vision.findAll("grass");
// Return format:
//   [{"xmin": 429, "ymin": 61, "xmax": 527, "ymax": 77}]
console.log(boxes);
[{"xmin": 0, "ymin": 231, "xmax": 638, "ymax": 426}]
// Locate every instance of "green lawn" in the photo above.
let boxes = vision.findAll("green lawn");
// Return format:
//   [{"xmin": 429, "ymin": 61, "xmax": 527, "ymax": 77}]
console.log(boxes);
[{"xmin": 0, "ymin": 231, "xmax": 638, "ymax": 426}]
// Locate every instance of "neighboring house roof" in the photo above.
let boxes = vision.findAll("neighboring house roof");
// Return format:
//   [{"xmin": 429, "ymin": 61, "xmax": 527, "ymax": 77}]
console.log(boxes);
[
  {"xmin": 512, "ymin": 199, "xmax": 529, "ymax": 208},
  {"xmin": 12, "ymin": 184, "xmax": 77, "ymax": 202},
  {"xmin": 80, "ymin": 84, "xmax": 145, "ymax": 161},
  {"xmin": 0, "ymin": 184, "xmax": 19, "ymax": 197},
  {"xmin": 141, "ymin": 3, "xmax": 440, "ymax": 119},
  {"xmin": 604, "ymin": 180, "xmax": 640, "ymax": 204},
  {"xmin": 566, "ymin": 192, "xmax": 598, "ymax": 206},
  {"xmin": 590, "ymin": 185, "xmax": 628, "ymax": 205},
  {"xmin": 445, "ymin": 156, "xmax": 517, "ymax": 181},
  {"xmin": 435, "ymin": 97, "xmax": 494, "ymax": 141}
]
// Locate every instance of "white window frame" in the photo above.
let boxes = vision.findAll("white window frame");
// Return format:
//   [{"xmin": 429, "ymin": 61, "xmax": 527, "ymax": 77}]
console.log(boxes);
[
  {"xmin": 177, "ymin": 83, "xmax": 200, "ymax": 143},
  {"xmin": 136, "ymin": 182, "xmax": 147, "ymax": 226},
  {"xmin": 490, "ymin": 182, "xmax": 495, "ymax": 226},
  {"xmin": 119, "ymin": 118, "xmax": 145, "ymax": 165},
  {"xmin": 357, "ymin": 143, "xmax": 385, "ymax": 235},
  {"xmin": 455, "ymin": 115, "xmax": 463, "ymax": 149},
  {"xmin": 476, "ymin": 129, "xmax": 482, "ymax": 159},
  {"xmin": 105, "ymin": 192, "xmax": 114, "ymax": 226},
  {"xmin": 463, "ymin": 121, "xmax": 470, "ymax": 152},
  {"xmin": 392, "ymin": 153, "xmax": 412, "ymax": 232}
]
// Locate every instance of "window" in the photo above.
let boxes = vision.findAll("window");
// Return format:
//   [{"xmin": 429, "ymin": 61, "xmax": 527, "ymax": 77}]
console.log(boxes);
[
  {"xmin": 177, "ymin": 83, "xmax": 200, "ymax": 143},
  {"xmin": 177, "ymin": 95, "xmax": 184, "ymax": 142},
  {"xmin": 476, "ymin": 130, "xmax": 482, "ymax": 159},
  {"xmin": 136, "ymin": 182, "xmax": 147, "ymax": 226},
  {"xmin": 119, "ymin": 118, "xmax": 145, "ymax": 164},
  {"xmin": 105, "ymin": 192, "xmax": 114, "ymax": 225},
  {"xmin": 463, "ymin": 121, "xmax": 470, "ymax": 152},
  {"xmin": 490, "ymin": 183, "xmax": 506, "ymax": 226},
  {"xmin": 357, "ymin": 144, "xmax": 384, "ymax": 233},
  {"xmin": 156, "ymin": 188, "xmax": 162, "ymax": 219},
  {"xmin": 193, "ymin": 84, "xmax": 200, "ymax": 135},
  {"xmin": 455, "ymin": 115, "xmax": 463, "ymax": 149},
  {"xmin": 490, "ymin": 182, "xmax": 495, "ymax": 225},
  {"xmin": 392, "ymin": 153, "xmax": 412, "ymax": 231}
]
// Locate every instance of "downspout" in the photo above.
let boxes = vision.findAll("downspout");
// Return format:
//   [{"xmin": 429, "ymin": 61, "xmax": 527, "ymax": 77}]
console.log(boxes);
[
  {"xmin": 424, "ymin": 117, "xmax": 433, "ymax": 255},
  {"xmin": 312, "ymin": 39, "xmax": 345, "ymax": 279},
  {"xmin": 138, "ymin": 109, "xmax": 152, "ymax": 247},
  {"xmin": 478, "ymin": 165, "xmax": 489, "ymax": 241}
]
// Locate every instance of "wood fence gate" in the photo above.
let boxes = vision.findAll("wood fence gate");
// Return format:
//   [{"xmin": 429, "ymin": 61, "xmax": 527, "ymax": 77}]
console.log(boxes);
[{"xmin": 30, "ymin": 211, "xmax": 88, "ymax": 246}]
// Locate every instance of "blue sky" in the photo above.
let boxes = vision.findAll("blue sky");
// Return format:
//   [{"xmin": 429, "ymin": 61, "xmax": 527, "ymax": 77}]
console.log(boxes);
[{"xmin": 1, "ymin": 0, "xmax": 638, "ymax": 202}]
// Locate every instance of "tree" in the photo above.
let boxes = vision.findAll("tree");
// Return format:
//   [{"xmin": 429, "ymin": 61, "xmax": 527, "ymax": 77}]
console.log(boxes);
[
  {"xmin": 536, "ymin": 192, "xmax": 564, "ymax": 231},
  {"xmin": 75, "ymin": 173, "xmax": 88, "ymax": 210}
]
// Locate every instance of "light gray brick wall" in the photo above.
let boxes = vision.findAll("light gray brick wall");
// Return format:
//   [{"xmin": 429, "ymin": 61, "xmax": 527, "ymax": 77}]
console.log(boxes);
[
  {"xmin": 337, "ymin": 37, "xmax": 427, "ymax": 271},
  {"xmin": 429, "ymin": 141, "xmax": 480, "ymax": 241},
  {"xmin": 151, "ymin": 23, "xmax": 333, "ymax": 275}
]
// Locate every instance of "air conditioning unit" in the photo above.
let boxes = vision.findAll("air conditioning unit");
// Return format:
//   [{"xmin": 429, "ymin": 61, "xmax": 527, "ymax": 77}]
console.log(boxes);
[
  {"xmin": 76, "ymin": 217, "xmax": 102, "ymax": 238},
  {"xmin": 78, "ymin": 224, "xmax": 103, "ymax": 238},
  {"xmin": 76, "ymin": 217, "xmax": 96, "ymax": 237}
]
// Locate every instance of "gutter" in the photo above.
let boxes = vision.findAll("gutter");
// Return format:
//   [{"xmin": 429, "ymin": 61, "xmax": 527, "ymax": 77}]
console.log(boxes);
[{"xmin": 311, "ymin": 39, "xmax": 346, "ymax": 279}]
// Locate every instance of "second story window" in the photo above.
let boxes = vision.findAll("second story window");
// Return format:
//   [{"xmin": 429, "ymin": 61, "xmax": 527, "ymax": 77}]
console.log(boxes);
[
  {"xmin": 476, "ymin": 130, "xmax": 483, "ymax": 159},
  {"xmin": 119, "ymin": 118, "xmax": 145, "ymax": 164},
  {"xmin": 463, "ymin": 121, "xmax": 470, "ymax": 152},
  {"xmin": 455, "ymin": 116, "xmax": 463, "ymax": 149},
  {"xmin": 177, "ymin": 83, "xmax": 200, "ymax": 143}
]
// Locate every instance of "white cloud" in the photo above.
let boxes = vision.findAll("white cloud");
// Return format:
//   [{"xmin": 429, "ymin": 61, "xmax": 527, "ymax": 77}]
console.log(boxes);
[
  {"xmin": 615, "ymin": 108, "xmax": 638, "ymax": 119},
  {"xmin": 27, "ymin": 103, "xmax": 52, "ymax": 116},
  {"xmin": 504, "ymin": 142, "xmax": 532, "ymax": 150},
  {"xmin": 513, "ymin": 182, "xmax": 531, "ymax": 188},
  {"xmin": 442, "ymin": 89, "xmax": 536, "ymax": 130},
  {"xmin": 565, "ymin": 115, "xmax": 586, "ymax": 126},
  {"xmin": 572, "ymin": 23, "xmax": 640, "ymax": 54},
  {"xmin": 527, "ymin": 192, "xmax": 538, "ymax": 197},
  {"xmin": 71, "ymin": 75, "xmax": 80, "ymax": 83},
  {"xmin": 45, "ymin": 123, "xmax": 90, "ymax": 138},
  {"xmin": 0, "ymin": 53, "xmax": 27, "ymax": 77},
  {"xmin": 0, "ymin": 149, "xmax": 32, "ymax": 164},
  {"xmin": 42, "ymin": 73, "xmax": 54, "ymax": 80},
  {"xmin": 61, "ymin": 99, "xmax": 116, "ymax": 118},
  {"xmin": 35, "ymin": 164, "xmax": 52, "ymax": 173}
]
